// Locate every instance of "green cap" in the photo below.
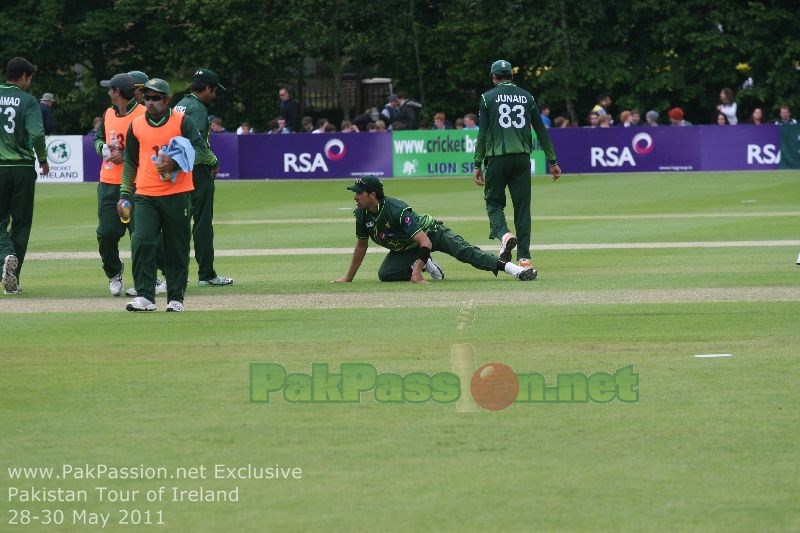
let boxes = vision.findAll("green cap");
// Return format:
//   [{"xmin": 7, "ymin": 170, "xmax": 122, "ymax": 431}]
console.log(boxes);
[
  {"xmin": 193, "ymin": 68, "xmax": 227, "ymax": 91},
  {"xmin": 127, "ymin": 70, "xmax": 149, "ymax": 87},
  {"xmin": 490, "ymin": 59, "xmax": 513, "ymax": 75},
  {"xmin": 142, "ymin": 78, "xmax": 170, "ymax": 95},
  {"xmin": 347, "ymin": 176, "xmax": 383, "ymax": 194}
]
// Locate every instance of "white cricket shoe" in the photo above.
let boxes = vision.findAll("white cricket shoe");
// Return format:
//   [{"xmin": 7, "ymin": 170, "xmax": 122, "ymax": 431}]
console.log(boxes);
[
  {"xmin": 108, "ymin": 265, "xmax": 124, "ymax": 297},
  {"xmin": 499, "ymin": 232, "xmax": 517, "ymax": 262},
  {"xmin": 155, "ymin": 278, "xmax": 167, "ymax": 294},
  {"xmin": 126, "ymin": 296, "xmax": 156, "ymax": 312},
  {"xmin": 2, "ymin": 254, "xmax": 19, "ymax": 294},
  {"xmin": 166, "ymin": 300, "xmax": 185, "ymax": 312},
  {"xmin": 198, "ymin": 275, "xmax": 234, "ymax": 287},
  {"xmin": 425, "ymin": 257, "xmax": 444, "ymax": 280}
]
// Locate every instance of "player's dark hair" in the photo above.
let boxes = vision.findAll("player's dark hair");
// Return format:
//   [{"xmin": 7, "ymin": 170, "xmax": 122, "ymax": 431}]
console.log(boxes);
[
  {"xmin": 374, "ymin": 189, "xmax": 385, "ymax": 200},
  {"xmin": 494, "ymin": 73, "xmax": 512, "ymax": 81},
  {"xmin": 6, "ymin": 57, "xmax": 35, "ymax": 82}
]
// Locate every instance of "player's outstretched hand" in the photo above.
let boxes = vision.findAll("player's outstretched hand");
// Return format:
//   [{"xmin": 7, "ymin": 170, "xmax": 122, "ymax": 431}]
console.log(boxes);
[{"xmin": 331, "ymin": 277, "xmax": 351, "ymax": 283}]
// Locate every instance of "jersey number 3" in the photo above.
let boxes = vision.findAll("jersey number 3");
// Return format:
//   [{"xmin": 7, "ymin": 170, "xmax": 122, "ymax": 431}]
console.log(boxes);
[
  {"xmin": 2, "ymin": 107, "xmax": 16, "ymax": 134},
  {"xmin": 498, "ymin": 104, "xmax": 525, "ymax": 129}
]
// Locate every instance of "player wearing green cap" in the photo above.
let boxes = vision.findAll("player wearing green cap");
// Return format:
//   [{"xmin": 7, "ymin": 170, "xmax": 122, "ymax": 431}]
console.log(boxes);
[
  {"xmin": 0, "ymin": 57, "xmax": 49, "ymax": 295},
  {"xmin": 334, "ymin": 176, "xmax": 537, "ymax": 283},
  {"xmin": 173, "ymin": 68, "xmax": 232, "ymax": 287},
  {"xmin": 473, "ymin": 59, "xmax": 562, "ymax": 272}
]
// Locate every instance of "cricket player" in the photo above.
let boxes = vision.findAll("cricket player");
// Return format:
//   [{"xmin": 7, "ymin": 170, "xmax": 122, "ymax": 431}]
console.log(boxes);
[
  {"xmin": 94, "ymin": 73, "xmax": 145, "ymax": 297},
  {"xmin": 0, "ymin": 57, "xmax": 49, "ymax": 295},
  {"xmin": 173, "ymin": 68, "xmax": 233, "ymax": 287},
  {"xmin": 334, "ymin": 176, "xmax": 537, "ymax": 283},
  {"xmin": 473, "ymin": 59, "xmax": 562, "ymax": 270}
]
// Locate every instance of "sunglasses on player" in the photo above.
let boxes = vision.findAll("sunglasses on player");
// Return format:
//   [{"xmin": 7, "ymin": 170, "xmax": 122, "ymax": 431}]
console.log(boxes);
[{"xmin": 143, "ymin": 95, "xmax": 164, "ymax": 102}]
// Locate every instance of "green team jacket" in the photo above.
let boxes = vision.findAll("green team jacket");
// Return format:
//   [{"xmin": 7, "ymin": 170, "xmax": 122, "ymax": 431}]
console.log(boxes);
[
  {"xmin": 474, "ymin": 80, "xmax": 557, "ymax": 166},
  {"xmin": 0, "ymin": 83, "xmax": 47, "ymax": 165},
  {"xmin": 173, "ymin": 93, "xmax": 218, "ymax": 167},
  {"xmin": 355, "ymin": 197, "xmax": 437, "ymax": 252},
  {"xmin": 120, "ymin": 108, "xmax": 216, "ymax": 198}
]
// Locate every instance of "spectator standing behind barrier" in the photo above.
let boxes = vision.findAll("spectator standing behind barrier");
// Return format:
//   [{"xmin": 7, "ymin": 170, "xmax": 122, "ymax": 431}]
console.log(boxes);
[
  {"xmin": 237, "ymin": 122, "xmax": 253, "ymax": 134},
  {"xmin": 39, "ymin": 92, "xmax": 56, "ymax": 135},
  {"xmin": 0, "ymin": 57, "xmax": 49, "ymax": 295},
  {"xmin": 645, "ymin": 110, "xmax": 659, "ymax": 126},
  {"xmin": 668, "ymin": 107, "xmax": 691, "ymax": 126},
  {"xmin": 94, "ymin": 73, "xmax": 145, "ymax": 297},
  {"xmin": 173, "ymin": 68, "xmax": 233, "ymax": 288},
  {"xmin": 540, "ymin": 104, "xmax": 551, "ymax": 127},
  {"xmin": 748, "ymin": 108, "xmax": 764, "ymax": 125},
  {"xmin": 381, "ymin": 94, "xmax": 398, "ymax": 129},
  {"xmin": 591, "ymin": 94, "xmax": 613, "ymax": 123},
  {"xmin": 473, "ymin": 59, "xmax": 561, "ymax": 271},
  {"xmin": 209, "ymin": 116, "xmax": 228, "ymax": 133},
  {"xmin": 774, "ymin": 105, "xmax": 797, "ymax": 126},
  {"xmin": 717, "ymin": 88, "xmax": 738, "ymax": 125},
  {"xmin": 278, "ymin": 87, "xmax": 300, "ymax": 132},
  {"xmin": 463, "ymin": 113, "xmax": 478, "ymax": 130},
  {"xmin": 396, "ymin": 91, "xmax": 422, "ymax": 130},
  {"xmin": 716, "ymin": 112, "xmax": 729, "ymax": 125},
  {"xmin": 630, "ymin": 109, "xmax": 642, "ymax": 126},
  {"xmin": 585, "ymin": 111, "xmax": 600, "ymax": 127},
  {"xmin": 432, "ymin": 112, "xmax": 452, "ymax": 130}
]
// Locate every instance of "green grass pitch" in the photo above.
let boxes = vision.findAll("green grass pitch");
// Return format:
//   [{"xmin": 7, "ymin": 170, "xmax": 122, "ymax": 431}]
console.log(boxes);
[{"xmin": 1, "ymin": 171, "xmax": 799, "ymax": 532}]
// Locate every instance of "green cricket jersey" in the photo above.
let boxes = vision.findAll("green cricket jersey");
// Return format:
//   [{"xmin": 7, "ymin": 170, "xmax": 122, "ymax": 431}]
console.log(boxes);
[
  {"xmin": 173, "ymin": 93, "xmax": 218, "ymax": 167},
  {"xmin": 474, "ymin": 80, "xmax": 557, "ymax": 165},
  {"xmin": 355, "ymin": 197, "xmax": 437, "ymax": 252},
  {"xmin": 0, "ymin": 83, "xmax": 47, "ymax": 165}
]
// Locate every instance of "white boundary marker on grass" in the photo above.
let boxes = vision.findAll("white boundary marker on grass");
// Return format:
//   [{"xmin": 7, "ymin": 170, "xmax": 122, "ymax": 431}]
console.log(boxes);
[{"xmin": 694, "ymin": 354, "xmax": 733, "ymax": 358}]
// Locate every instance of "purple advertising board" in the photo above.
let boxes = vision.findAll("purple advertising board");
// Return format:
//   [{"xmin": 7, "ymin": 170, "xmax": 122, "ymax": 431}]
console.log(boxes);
[
  {"xmin": 549, "ymin": 127, "xmax": 702, "ymax": 173},
  {"xmin": 237, "ymin": 133, "xmax": 393, "ymax": 179},
  {"xmin": 83, "ymin": 134, "xmax": 100, "ymax": 182},
  {"xmin": 549, "ymin": 125, "xmax": 782, "ymax": 174},
  {"xmin": 209, "ymin": 133, "xmax": 239, "ymax": 179},
  {"xmin": 697, "ymin": 125, "xmax": 780, "ymax": 171}
]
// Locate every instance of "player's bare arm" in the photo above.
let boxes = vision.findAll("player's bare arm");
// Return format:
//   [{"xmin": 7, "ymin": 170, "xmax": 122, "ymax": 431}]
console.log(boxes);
[
  {"xmin": 333, "ymin": 238, "xmax": 369, "ymax": 282},
  {"xmin": 410, "ymin": 231, "xmax": 432, "ymax": 284}
]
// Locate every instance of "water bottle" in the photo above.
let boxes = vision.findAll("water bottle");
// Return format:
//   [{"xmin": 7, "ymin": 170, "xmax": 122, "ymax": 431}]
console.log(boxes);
[
  {"xmin": 119, "ymin": 200, "xmax": 131, "ymax": 224},
  {"xmin": 103, "ymin": 129, "xmax": 116, "ymax": 169}
]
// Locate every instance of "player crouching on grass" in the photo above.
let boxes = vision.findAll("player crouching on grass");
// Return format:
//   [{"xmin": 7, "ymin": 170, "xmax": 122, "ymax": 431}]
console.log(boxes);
[{"xmin": 333, "ymin": 176, "xmax": 537, "ymax": 284}]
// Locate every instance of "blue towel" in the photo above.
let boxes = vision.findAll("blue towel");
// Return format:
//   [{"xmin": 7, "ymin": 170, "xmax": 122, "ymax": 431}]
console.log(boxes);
[{"xmin": 151, "ymin": 136, "xmax": 196, "ymax": 183}]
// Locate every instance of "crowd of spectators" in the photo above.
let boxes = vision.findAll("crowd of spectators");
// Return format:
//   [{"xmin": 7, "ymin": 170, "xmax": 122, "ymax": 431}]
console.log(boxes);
[{"xmin": 207, "ymin": 87, "xmax": 797, "ymax": 135}]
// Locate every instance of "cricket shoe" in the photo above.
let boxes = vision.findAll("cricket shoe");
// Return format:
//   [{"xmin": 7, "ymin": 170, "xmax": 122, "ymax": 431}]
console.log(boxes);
[
  {"xmin": 126, "ymin": 279, "xmax": 167, "ymax": 297},
  {"xmin": 425, "ymin": 257, "xmax": 444, "ymax": 280},
  {"xmin": 518, "ymin": 258, "xmax": 532, "ymax": 268},
  {"xmin": 4, "ymin": 285, "xmax": 22, "ymax": 295},
  {"xmin": 166, "ymin": 300, "xmax": 185, "ymax": 312},
  {"xmin": 109, "ymin": 264, "xmax": 124, "ymax": 297},
  {"xmin": 126, "ymin": 296, "xmax": 156, "ymax": 312},
  {"xmin": 2, "ymin": 254, "xmax": 19, "ymax": 294},
  {"xmin": 516, "ymin": 267, "xmax": 538, "ymax": 281},
  {"xmin": 499, "ymin": 232, "xmax": 517, "ymax": 262},
  {"xmin": 796, "ymin": 252, "xmax": 800, "ymax": 265},
  {"xmin": 198, "ymin": 275, "xmax": 234, "ymax": 287}
]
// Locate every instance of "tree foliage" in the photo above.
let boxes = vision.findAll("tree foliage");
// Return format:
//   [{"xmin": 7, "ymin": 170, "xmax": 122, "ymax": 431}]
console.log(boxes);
[{"xmin": 1, "ymin": 0, "xmax": 797, "ymax": 132}]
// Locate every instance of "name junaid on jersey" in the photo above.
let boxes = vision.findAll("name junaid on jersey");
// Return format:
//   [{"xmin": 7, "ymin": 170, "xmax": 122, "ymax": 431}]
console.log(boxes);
[{"xmin": 495, "ymin": 94, "xmax": 528, "ymax": 103}]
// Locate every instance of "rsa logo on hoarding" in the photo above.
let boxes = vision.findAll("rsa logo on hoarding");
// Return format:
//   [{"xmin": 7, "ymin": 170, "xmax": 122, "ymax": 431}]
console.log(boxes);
[
  {"xmin": 284, "ymin": 139, "xmax": 346, "ymax": 172},
  {"xmin": 590, "ymin": 132, "xmax": 653, "ymax": 167},
  {"xmin": 747, "ymin": 144, "xmax": 780, "ymax": 165}
]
